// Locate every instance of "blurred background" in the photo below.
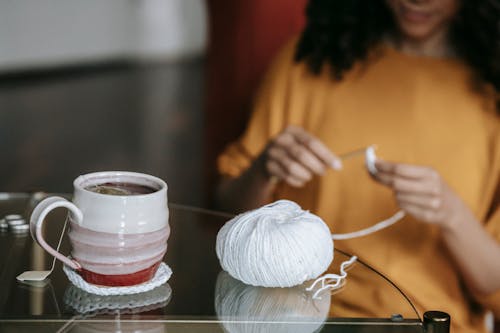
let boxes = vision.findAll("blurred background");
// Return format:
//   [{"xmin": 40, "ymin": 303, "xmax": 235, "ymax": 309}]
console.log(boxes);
[{"xmin": 0, "ymin": 0, "xmax": 307, "ymax": 207}]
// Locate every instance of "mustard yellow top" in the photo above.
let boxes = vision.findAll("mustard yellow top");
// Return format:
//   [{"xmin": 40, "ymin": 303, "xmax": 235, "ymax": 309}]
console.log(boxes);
[{"xmin": 218, "ymin": 39, "xmax": 500, "ymax": 332}]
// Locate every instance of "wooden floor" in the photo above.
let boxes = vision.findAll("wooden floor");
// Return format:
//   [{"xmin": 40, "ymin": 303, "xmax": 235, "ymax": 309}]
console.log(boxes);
[{"xmin": 0, "ymin": 60, "xmax": 206, "ymax": 207}]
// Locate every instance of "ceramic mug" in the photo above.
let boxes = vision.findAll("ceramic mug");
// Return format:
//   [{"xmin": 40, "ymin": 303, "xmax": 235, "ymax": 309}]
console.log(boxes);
[{"xmin": 30, "ymin": 171, "xmax": 170, "ymax": 286}]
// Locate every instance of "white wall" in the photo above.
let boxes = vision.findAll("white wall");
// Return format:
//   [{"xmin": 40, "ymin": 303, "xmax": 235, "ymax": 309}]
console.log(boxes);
[
  {"xmin": 0, "ymin": 0, "xmax": 207, "ymax": 72},
  {"xmin": 136, "ymin": 0, "xmax": 207, "ymax": 60}
]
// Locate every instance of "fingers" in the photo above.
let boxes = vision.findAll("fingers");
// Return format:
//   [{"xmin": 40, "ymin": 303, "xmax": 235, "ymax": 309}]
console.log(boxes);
[
  {"xmin": 396, "ymin": 202, "xmax": 442, "ymax": 224},
  {"xmin": 375, "ymin": 159, "xmax": 433, "ymax": 179},
  {"xmin": 373, "ymin": 160, "xmax": 440, "ymax": 195},
  {"xmin": 372, "ymin": 159, "xmax": 457, "ymax": 226},
  {"xmin": 266, "ymin": 159, "xmax": 308, "ymax": 187},
  {"xmin": 396, "ymin": 192, "xmax": 442, "ymax": 210},
  {"xmin": 274, "ymin": 132, "xmax": 326, "ymax": 175},
  {"xmin": 267, "ymin": 146, "xmax": 313, "ymax": 185},
  {"xmin": 393, "ymin": 177, "xmax": 440, "ymax": 195},
  {"xmin": 264, "ymin": 126, "xmax": 340, "ymax": 188},
  {"xmin": 287, "ymin": 126, "xmax": 342, "ymax": 170}
]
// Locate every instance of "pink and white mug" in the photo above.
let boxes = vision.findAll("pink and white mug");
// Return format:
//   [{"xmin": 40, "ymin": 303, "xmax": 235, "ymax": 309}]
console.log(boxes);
[{"xmin": 30, "ymin": 171, "xmax": 170, "ymax": 287}]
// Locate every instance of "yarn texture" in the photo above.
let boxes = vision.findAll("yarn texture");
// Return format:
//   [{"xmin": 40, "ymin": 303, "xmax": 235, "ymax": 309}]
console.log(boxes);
[{"xmin": 216, "ymin": 200, "xmax": 334, "ymax": 288}]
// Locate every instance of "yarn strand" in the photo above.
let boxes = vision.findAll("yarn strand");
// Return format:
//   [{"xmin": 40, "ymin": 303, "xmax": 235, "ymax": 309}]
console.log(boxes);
[
  {"xmin": 331, "ymin": 210, "xmax": 405, "ymax": 240},
  {"xmin": 306, "ymin": 255, "xmax": 357, "ymax": 299}
]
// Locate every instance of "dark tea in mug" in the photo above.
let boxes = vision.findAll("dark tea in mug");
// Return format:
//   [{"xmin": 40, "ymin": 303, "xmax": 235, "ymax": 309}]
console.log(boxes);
[{"xmin": 85, "ymin": 182, "xmax": 158, "ymax": 196}]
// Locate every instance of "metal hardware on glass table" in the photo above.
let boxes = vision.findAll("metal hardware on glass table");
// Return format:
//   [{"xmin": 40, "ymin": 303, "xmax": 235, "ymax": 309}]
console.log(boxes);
[
  {"xmin": 423, "ymin": 311, "xmax": 450, "ymax": 333},
  {"xmin": 1, "ymin": 214, "xmax": 28, "ymax": 234},
  {"xmin": 0, "ymin": 218, "xmax": 7, "ymax": 231}
]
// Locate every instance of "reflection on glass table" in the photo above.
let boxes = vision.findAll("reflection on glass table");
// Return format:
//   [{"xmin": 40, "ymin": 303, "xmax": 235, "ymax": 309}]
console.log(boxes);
[
  {"xmin": 64, "ymin": 283, "xmax": 172, "ymax": 316},
  {"xmin": 215, "ymin": 270, "xmax": 331, "ymax": 333},
  {"xmin": 0, "ymin": 193, "xmax": 449, "ymax": 332},
  {"xmin": 60, "ymin": 283, "xmax": 172, "ymax": 333}
]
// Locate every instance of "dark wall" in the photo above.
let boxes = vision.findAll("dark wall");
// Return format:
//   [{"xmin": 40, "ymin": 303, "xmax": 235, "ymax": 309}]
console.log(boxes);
[{"xmin": 204, "ymin": 0, "xmax": 308, "ymax": 204}]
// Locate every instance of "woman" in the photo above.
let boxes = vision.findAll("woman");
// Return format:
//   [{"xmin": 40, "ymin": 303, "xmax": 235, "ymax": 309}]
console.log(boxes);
[{"xmin": 216, "ymin": 0, "xmax": 499, "ymax": 332}]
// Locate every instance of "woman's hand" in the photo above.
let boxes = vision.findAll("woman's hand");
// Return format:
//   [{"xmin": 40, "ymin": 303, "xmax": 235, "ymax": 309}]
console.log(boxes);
[
  {"xmin": 373, "ymin": 159, "xmax": 473, "ymax": 230},
  {"xmin": 374, "ymin": 159, "xmax": 500, "ymax": 295},
  {"xmin": 261, "ymin": 126, "xmax": 342, "ymax": 187}
]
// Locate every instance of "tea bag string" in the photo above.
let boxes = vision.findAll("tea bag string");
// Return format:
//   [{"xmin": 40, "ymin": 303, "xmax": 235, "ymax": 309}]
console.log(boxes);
[
  {"xmin": 16, "ymin": 214, "xmax": 69, "ymax": 282},
  {"xmin": 51, "ymin": 217, "xmax": 68, "ymax": 268}
]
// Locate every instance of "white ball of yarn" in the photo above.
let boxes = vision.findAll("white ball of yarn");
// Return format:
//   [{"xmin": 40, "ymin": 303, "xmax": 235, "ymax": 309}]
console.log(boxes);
[
  {"xmin": 215, "ymin": 271, "xmax": 330, "ymax": 333},
  {"xmin": 216, "ymin": 200, "xmax": 334, "ymax": 288}
]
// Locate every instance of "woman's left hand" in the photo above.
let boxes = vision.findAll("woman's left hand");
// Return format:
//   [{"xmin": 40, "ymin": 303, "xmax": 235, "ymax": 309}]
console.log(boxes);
[
  {"xmin": 373, "ymin": 159, "xmax": 471, "ymax": 230},
  {"xmin": 373, "ymin": 159, "xmax": 500, "ymax": 294}
]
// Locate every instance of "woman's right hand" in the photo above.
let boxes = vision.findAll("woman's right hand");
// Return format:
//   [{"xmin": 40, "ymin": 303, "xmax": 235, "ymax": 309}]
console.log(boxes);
[{"xmin": 261, "ymin": 126, "xmax": 342, "ymax": 187}]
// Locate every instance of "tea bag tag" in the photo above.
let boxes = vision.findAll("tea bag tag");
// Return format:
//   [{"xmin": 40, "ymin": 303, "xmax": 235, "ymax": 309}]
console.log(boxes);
[{"xmin": 17, "ymin": 215, "xmax": 69, "ymax": 282}]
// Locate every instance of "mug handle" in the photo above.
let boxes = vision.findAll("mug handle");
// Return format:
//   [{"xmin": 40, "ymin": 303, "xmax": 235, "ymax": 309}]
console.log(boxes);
[{"xmin": 30, "ymin": 196, "xmax": 83, "ymax": 270}]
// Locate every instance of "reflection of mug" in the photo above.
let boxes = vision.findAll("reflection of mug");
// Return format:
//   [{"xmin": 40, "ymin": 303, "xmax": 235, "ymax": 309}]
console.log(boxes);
[
  {"xmin": 215, "ymin": 271, "xmax": 331, "ymax": 333},
  {"xmin": 64, "ymin": 283, "xmax": 171, "ymax": 333},
  {"xmin": 30, "ymin": 171, "xmax": 170, "ymax": 286},
  {"xmin": 67, "ymin": 321, "xmax": 165, "ymax": 333}
]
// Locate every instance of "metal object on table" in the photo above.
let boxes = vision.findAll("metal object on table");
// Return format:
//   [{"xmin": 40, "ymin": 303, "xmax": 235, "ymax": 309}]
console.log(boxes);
[
  {"xmin": 391, "ymin": 313, "xmax": 404, "ymax": 322},
  {"xmin": 1, "ymin": 193, "xmax": 49, "ymax": 236},
  {"xmin": 11, "ymin": 223, "xmax": 29, "ymax": 234},
  {"xmin": 0, "ymin": 218, "xmax": 8, "ymax": 231},
  {"xmin": 423, "ymin": 311, "xmax": 450, "ymax": 333},
  {"xmin": 7, "ymin": 218, "xmax": 26, "ymax": 227},
  {"xmin": 2, "ymin": 214, "xmax": 29, "ymax": 234},
  {"xmin": 5, "ymin": 214, "xmax": 24, "ymax": 222}
]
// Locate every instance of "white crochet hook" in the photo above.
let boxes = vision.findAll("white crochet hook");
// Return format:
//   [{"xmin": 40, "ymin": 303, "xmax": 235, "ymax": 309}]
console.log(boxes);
[
  {"xmin": 338, "ymin": 144, "xmax": 378, "ymax": 160},
  {"xmin": 339, "ymin": 146, "xmax": 369, "ymax": 160},
  {"xmin": 336, "ymin": 144, "xmax": 378, "ymax": 175}
]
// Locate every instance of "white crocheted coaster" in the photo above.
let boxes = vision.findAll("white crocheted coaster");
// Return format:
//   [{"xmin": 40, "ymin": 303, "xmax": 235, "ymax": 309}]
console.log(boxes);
[
  {"xmin": 64, "ymin": 283, "xmax": 172, "ymax": 315},
  {"xmin": 63, "ymin": 262, "xmax": 172, "ymax": 296}
]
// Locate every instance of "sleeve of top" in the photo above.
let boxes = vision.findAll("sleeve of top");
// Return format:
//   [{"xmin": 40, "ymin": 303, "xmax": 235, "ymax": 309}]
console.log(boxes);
[
  {"xmin": 476, "ymin": 126, "xmax": 500, "ymax": 317},
  {"xmin": 217, "ymin": 38, "xmax": 298, "ymax": 178},
  {"xmin": 479, "ymin": 202, "xmax": 500, "ymax": 317}
]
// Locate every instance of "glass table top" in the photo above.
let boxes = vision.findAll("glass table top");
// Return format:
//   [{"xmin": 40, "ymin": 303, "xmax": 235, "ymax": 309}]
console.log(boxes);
[{"xmin": 0, "ymin": 193, "xmax": 428, "ymax": 332}]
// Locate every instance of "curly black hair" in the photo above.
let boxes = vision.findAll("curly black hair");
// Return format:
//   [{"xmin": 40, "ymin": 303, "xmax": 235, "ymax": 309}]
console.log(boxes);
[{"xmin": 295, "ymin": 0, "xmax": 500, "ymax": 111}]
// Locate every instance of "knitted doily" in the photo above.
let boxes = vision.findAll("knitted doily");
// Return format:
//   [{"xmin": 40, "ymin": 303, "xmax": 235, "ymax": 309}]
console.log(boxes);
[
  {"xmin": 63, "ymin": 262, "xmax": 172, "ymax": 296},
  {"xmin": 64, "ymin": 282, "xmax": 172, "ymax": 316}
]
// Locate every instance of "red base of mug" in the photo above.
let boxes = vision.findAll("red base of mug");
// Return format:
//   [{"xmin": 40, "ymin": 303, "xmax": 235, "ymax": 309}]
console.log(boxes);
[{"xmin": 78, "ymin": 262, "xmax": 161, "ymax": 287}]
